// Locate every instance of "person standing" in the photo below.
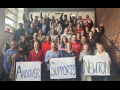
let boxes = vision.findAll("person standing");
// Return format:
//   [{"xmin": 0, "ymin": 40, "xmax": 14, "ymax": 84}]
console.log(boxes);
[
  {"xmin": 50, "ymin": 29, "xmax": 59, "ymax": 50},
  {"xmin": 27, "ymin": 41, "xmax": 45, "ymax": 79},
  {"xmin": 14, "ymin": 23, "xmax": 25, "ymax": 43},
  {"xmin": 28, "ymin": 23, "xmax": 38, "ymax": 38},
  {"xmin": 62, "ymin": 42, "xmax": 77, "ymax": 81},
  {"xmin": 16, "ymin": 35, "xmax": 29, "ymax": 57},
  {"xmin": 58, "ymin": 36, "xmax": 68, "ymax": 53},
  {"xmin": 61, "ymin": 28, "xmax": 72, "ymax": 42},
  {"xmin": 45, "ymin": 40, "xmax": 62, "ymax": 81},
  {"xmin": 23, "ymin": 12, "xmax": 31, "ymax": 30},
  {"xmin": 3, "ymin": 41, "xmax": 17, "ymax": 81},
  {"xmin": 79, "ymin": 44, "xmax": 92, "ymax": 81},
  {"xmin": 7, "ymin": 46, "xmax": 27, "ymax": 81},
  {"xmin": 71, "ymin": 34, "xmax": 82, "ymax": 81},
  {"xmin": 28, "ymin": 33, "xmax": 42, "ymax": 52},
  {"xmin": 25, "ymin": 30, "xmax": 32, "ymax": 42},
  {"xmin": 37, "ymin": 29, "xmax": 46, "ymax": 44},
  {"xmin": 96, "ymin": 44, "xmax": 111, "ymax": 81},
  {"xmin": 2, "ymin": 37, "xmax": 13, "ymax": 56}
]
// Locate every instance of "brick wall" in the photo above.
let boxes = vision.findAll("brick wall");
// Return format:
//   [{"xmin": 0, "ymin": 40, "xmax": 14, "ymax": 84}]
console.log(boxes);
[{"xmin": 95, "ymin": 8, "xmax": 120, "ymax": 67}]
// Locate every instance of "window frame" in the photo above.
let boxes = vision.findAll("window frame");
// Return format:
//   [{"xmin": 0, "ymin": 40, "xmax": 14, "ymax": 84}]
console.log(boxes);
[{"xmin": 5, "ymin": 8, "xmax": 18, "ymax": 31}]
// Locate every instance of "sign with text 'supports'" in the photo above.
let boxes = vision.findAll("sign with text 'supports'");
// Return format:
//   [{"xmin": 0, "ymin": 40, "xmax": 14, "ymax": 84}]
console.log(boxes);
[
  {"xmin": 50, "ymin": 57, "xmax": 76, "ymax": 79},
  {"xmin": 83, "ymin": 55, "xmax": 110, "ymax": 76},
  {"xmin": 16, "ymin": 61, "xmax": 41, "ymax": 81}
]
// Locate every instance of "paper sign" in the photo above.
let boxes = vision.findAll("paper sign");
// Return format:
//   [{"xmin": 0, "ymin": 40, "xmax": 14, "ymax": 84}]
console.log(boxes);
[
  {"xmin": 83, "ymin": 55, "xmax": 110, "ymax": 76},
  {"xmin": 16, "ymin": 61, "xmax": 41, "ymax": 81},
  {"xmin": 50, "ymin": 57, "xmax": 76, "ymax": 79}
]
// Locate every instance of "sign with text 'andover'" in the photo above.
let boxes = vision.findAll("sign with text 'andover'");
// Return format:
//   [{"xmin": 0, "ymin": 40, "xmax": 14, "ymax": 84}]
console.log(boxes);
[{"xmin": 16, "ymin": 61, "xmax": 41, "ymax": 81}]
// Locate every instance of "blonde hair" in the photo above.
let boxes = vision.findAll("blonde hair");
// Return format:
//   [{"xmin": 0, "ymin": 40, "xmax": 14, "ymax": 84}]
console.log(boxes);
[
  {"xmin": 51, "ymin": 29, "xmax": 55, "ymax": 34},
  {"xmin": 65, "ymin": 42, "xmax": 73, "ymax": 53},
  {"xmin": 82, "ymin": 43, "xmax": 92, "ymax": 55},
  {"xmin": 61, "ymin": 36, "xmax": 68, "ymax": 43},
  {"xmin": 98, "ymin": 44, "xmax": 106, "ymax": 53},
  {"xmin": 51, "ymin": 40, "xmax": 56, "ymax": 45}
]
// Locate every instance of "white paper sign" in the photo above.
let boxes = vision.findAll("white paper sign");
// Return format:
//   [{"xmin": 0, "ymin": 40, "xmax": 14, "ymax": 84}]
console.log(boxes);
[
  {"xmin": 50, "ymin": 57, "xmax": 76, "ymax": 79},
  {"xmin": 16, "ymin": 61, "xmax": 41, "ymax": 81},
  {"xmin": 83, "ymin": 55, "xmax": 110, "ymax": 76}
]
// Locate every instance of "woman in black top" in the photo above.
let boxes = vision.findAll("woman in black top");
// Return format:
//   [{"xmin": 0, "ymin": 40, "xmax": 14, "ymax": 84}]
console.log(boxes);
[
  {"xmin": 25, "ymin": 30, "xmax": 32, "ymax": 42},
  {"xmin": 16, "ymin": 35, "xmax": 29, "ymax": 57}
]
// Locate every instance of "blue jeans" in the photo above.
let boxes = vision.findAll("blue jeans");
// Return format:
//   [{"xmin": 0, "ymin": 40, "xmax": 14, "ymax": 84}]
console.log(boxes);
[{"xmin": 98, "ymin": 76, "xmax": 108, "ymax": 81}]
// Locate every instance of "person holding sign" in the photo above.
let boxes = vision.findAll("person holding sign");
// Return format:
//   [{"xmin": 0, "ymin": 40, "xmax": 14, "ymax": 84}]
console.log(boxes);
[
  {"xmin": 96, "ymin": 44, "xmax": 111, "ymax": 81},
  {"xmin": 45, "ymin": 40, "xmax": 62, "ymax": 81},
  {"xmin": 27, "ymin": 41, "xmax": 45, "ymax": 79},
  {"xmin": 61, "ymin": 42, "xmax": 77, "ymax": 81},
  {"xmin": 79, "ymin": 44, "xmax": 92, "ymax": 81},
  {"xmin": 7, "ymin": 46, "xmax": 27, "ymax": 81}
]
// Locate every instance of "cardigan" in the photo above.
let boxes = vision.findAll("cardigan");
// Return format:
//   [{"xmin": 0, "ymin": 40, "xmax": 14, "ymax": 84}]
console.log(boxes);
[
  {"xmin": 37, "ymin": 35, "xmax": 46, "ymax": 44},
  {"xmin": 50, "ymin": 34, "xmax": 59, "ymax": 48},
  {"xmin": 7, "ymin": 54, "xmax": 27, "ymax": 81}
]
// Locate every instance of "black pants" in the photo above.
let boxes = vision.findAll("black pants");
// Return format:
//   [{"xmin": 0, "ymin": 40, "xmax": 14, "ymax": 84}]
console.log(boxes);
[
  {"xmin": 76, "ymin": 60, "xmax": 81, "ymax": 81},
  {"xmin": 5, "ymin": 70, "xmax": 11, "ymax": 81}
]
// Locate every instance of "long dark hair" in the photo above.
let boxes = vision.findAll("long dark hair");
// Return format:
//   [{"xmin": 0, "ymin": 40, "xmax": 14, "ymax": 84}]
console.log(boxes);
[{"xmin": 15, "ymin": 46, "xmax": 24, "ymax": 59}]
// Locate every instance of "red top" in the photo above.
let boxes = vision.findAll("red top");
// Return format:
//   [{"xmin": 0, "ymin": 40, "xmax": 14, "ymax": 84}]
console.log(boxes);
[
  {"xmin": 71, "ymin": 41, "xmax": 82, "ymax": 59},
  {"xmin": 74, "ymin": 29, "xmax": 83, "ymax": 34},
  {"xmin": 27, "ymin": 49, "xmax": 45, "ymax": 77},
  {"xmin": 42, "ymin": 41, "xmax": 51, "ymax": 56},
  {"xmin": 85, "ymin": 24, "xmax": 90, "ymax": 27}
]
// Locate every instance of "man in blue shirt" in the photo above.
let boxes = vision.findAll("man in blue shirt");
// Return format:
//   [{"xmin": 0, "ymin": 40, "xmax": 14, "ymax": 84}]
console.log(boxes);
[
  {"xmin": 3, "ymin": 41, "xmax": 17, "ymax": 81},
  {"xmin": 37, "ymin": 19, "xmax": 49, "ymax": 35},
  {"xmin": 14, "ymin": 23, "xmax": 25, "ymax": 43}
]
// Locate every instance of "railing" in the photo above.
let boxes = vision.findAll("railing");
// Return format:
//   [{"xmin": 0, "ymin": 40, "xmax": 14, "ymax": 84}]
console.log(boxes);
[{"xmin": 103, "ymin": 34, "xmax": 120, "ymax": 74}]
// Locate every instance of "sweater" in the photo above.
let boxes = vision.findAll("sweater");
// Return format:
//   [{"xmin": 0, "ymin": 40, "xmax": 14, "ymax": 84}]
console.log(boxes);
[
  {"xmin": 61, "ymin": 33, "xmax": 72, "ymax": 42},
  {"xmin": 79, "ymin": 50, "xmax": 91, "ymax": 73},
  {"xmin": 96, "ymin": 51, "xmax": 111, "ymax": 64},
  {"xmin": 14, "ymin": 28, "xmax": 25, "ymax": 43},
  {"xmin": 3, "ymin": 49, "xmax": 17, "ymax": 73},
  {"xmin": 74, "ymin": 29, "xmax": 83, "ymax": 34},
  {"xmin": 50, "ymin": 34, "xmax": 59, "ymax": 48},
  {"xmin": 28, "ymin": 27, "xmax": 38, "ymax": 37},
  {"xmin": 42, "ymin": 41, "xmax": 51, "ymax": 56},
  {"xmin": 45, "ymin": 50, "xmax": 62, "ymax": 71},
  {"xmin": 71, "ymin": 41, "xmax": 82, "ymax": 59},
  {"xmin": 47, "ymin": 30, "xmax": 58, "ymax": 35},
  {"xmin": 7, "ymin": 55, "xmax": 27, "ymax": 81},
  {"xmin": 37, "ymin": 35, "xmax": 46, "ymax": 44},
  {"xmin": 62, "ymin": 50, "xmax": 78, "ymax": 61},
  {"xmin": 54, "ymin": 24, "xmax": 62, "ymax": 34}
]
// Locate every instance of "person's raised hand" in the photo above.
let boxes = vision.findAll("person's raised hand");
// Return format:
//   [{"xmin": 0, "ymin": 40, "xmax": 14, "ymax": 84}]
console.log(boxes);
[
  {"xmin": 9, "ymin": 52, "xmax": 12, "ymax": 56},
  {"xmin": 70, "ymin": 13, "xmax": 72, "ymax": 16},
  {"xmin": 31, "ymin": 12, "xmax": 33, "ymax": 14},
  {"xmin": 100, "ymin": 23, "xmax": 103, "ymax": 26},
  {"xmin": 95, "ymin": 28, "xmax": 99, "ymax": 32},
  {"xmin": 40, "ymin": 10, "xmax": 43, "ymax": 13},
  {"xmin": 62, "ymin": 13, "xmax": 64, "ymax": 15},
  {"xmin": 48, "ymin": 11, "xmax": 50, "ymax": 14},
  {"xmin": 23, "ymin": 12, "xmax": 25, "ymax": 14}
]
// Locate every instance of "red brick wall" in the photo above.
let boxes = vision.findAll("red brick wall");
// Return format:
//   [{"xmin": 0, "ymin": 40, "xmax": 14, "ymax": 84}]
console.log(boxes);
[{"xmin": 95, "ymin": 8, "xmax": 120, "ymax": 67}]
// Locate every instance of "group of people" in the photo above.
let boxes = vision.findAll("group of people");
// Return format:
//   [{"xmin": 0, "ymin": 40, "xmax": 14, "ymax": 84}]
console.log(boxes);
[{"xmin": 1, "ymin": 10, "xmax": 111, "ymax": 81}]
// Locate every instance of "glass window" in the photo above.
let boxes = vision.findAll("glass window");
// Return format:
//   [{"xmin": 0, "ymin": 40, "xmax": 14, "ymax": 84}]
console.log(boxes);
[{"xmin": 5, "ymin": 8, "xmax": 17, "ymax": 33}]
